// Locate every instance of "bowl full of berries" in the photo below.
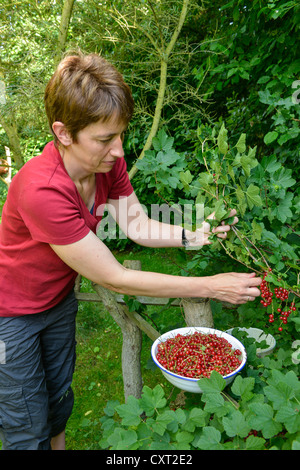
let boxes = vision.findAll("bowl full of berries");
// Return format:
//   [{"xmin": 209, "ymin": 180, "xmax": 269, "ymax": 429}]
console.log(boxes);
[{"xmin": 151, "ymin": 327, "xmax": 247, "ymax": 393}]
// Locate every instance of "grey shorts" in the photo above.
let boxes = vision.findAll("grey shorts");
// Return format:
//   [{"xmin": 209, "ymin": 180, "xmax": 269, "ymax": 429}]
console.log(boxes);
[{"xmin": 0, "ymin": 290, "xmax": 78, "ymax": 450}]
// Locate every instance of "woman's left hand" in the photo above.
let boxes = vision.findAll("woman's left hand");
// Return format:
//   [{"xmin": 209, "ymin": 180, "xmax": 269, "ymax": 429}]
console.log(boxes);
[{"xmin": 186, "ymin": 209, "xmax": 238, "ymax": 248}]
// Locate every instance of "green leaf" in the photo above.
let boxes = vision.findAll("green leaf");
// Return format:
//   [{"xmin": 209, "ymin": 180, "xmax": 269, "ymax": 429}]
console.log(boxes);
[
  {"xmin": 140, "ymin": 385, "xmax": 167, "ymax": 416},
  {"xmin": 261, "ymin": 155, "xmax": 281, "ymax": 173},
  {"xmin": 107, "ymin": 428, "xmax": 139, "ymax": 450},
  {"xmin": 271, "ymin": 192, "xmax": 293, "ymax": 223},
  {"xmin": 273, "ymin": 167, "xmax": 296, "ymax": 189},
  {"xmin": 198, "ymin": 172, "xmax": 214, "ymax": 187},
  {"xmin": 264, "ymin": 131, "xmax": 278, "ymax": 145},
  {"xmin": 182, "ymin": 408, "xmax": 208, "ymax": 432},
  {"xmin": 240, "ymin": 154, "xmax": 258, "ymax": 177},
  {"xmin": 257, "ymin": 75, "xmax": 270, "ymax": 84},
  {"xmin": 222, "ymin": 410, "xmax": 251, "ymax": 438},
  {"xmin": 245, "ymin": 435, "xmax": 266, "ymax": 450},
  {"xmin": 135, "ymin": 421, "xmax": 153, "ymax": 449},
  {"xmin": 174, "ymin": 407, "xmax": 187, "ymax": 425},
  {"xmin": 180, "ymin": 170, "xmax": 193, "ymax": 190},
  {"xmin": 227, "ymin": 67, "xmax": 238, "ymax": 79},
  {"xmin": 246, "ymin": 184, "xmax": 262, "ymax": 209},
  {"xmin": 262, "ymin": 230, "xmax": 281, "ymax": 248},
  {"xmin": 152, "ymin": 410, "xmax": 177, "ymax": 436},
  {"xmin": 103, "ymin": 400, "xmax": 120, "ymax": 417},
  {"xmin": 149, "ymin": 432, "xmax": 174, "ymax": 450},
  {"xmin": 292, "ymin": 439, "xmax": 300, "ymax": 450},
  {"xmin": 193, "ymin": 426, "xmax": 223, "ymax": 450},
  {"xmin": 199, "ymin": 372, "xmax": 231, "ymax": 417},
  {"xmin": 175, "ymin": 430, "xmax": 194, "ymax": 447},
  {"xmin": 217, "ymin": 123, "xmax": 228, "ymax": 154},
  {"xmin": 115, "ymin": 395, "xmax": 143, "ymax": 426},
  {"xmin": 152, "ymin": 129, "xmax": 174, "ymax": 152},
  {"xmin": 203, "ymin": 390, "xmax": 231, "ymax": 417},
  {"xmin": 156, "ymin": 148, "xmax": 180, "ymax": 167},
  {"xmin": 231, "ymin": 375, "xmax": 255, "ymax": 401},
  {"xmin": 167, "ymin": 175, "xmax": 181, "ymax": 188},
  {"xmin": 235, "ymin": 133, "xmax": 246, "ymax": 153},
  {"xmin": 247, "ymin": 146, "xmax": 257, "ymax": 160},
  {"xmin": 248, "ymin": 403, "xmax": 282, "ymax": 439},
  {"xmin": 276, "ymin": 404, "xmax": 300, "ymax": 434},
  {"xmin": 212, "ymin": 198, "xmax": 228, "ymax": 222},
  {"xmin": 251, "ymin": 220, "xmax": 263, "ymax": 242},
  {"xmin": 227, "ymin": 164, "xmax": 236, "ymax": 182},
  {"xmin": 236, "ymin": 184, "xmax": 247, "ymax": 216},
  {"xmin": 265, "ymin": 370, "xmax": 300, "ymax": 408},
  {"xmin": 267, "ymin": 370, "xmax": 300, "ymax": 394},
  {"xmin": 198, "ymin": 370, "xmax": 226, "ymax": 393}
]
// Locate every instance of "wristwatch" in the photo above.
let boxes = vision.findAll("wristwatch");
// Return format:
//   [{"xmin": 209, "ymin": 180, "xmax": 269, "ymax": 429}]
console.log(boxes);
[{"xmin": 182, "ymin": 228, "xmax": 189, "ymax": 248}]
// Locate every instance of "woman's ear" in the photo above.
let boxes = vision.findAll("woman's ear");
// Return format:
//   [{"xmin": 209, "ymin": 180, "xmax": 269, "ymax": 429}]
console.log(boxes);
[{"xmin": 52, "ymin": 122, "xmax": 73, "ymax": 146}]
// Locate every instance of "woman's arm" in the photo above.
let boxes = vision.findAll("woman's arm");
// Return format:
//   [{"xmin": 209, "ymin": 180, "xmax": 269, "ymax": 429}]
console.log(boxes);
[
  {"xmin": 50, "ymin": 230, "xmax": 262, "ymax": 304},
  {"xmin": 107, "ymin": 192, "xmax": 237, "ymax": 249}
]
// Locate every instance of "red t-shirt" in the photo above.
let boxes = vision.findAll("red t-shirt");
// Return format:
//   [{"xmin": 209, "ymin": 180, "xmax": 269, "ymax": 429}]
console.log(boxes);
[{"xmin": 0, "ymin": 141, "xmax": 133, "ymax": 316}]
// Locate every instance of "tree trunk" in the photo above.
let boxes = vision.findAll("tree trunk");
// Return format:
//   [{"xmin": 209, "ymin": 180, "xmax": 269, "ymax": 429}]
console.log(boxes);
[
  {"xmin": 92, "ymin": 282, "xmax": 143, "ymax": 401},
  {"xmin": 54, "ymin": 0, "xmax": 75, "ymax": 67},
  {"xmin": 180, "ymin": 297, "xmax": 214, "ymax": 328},
  {"xmin": 92, "ymin": 259, "xmax": 145, "ymax": 401},
  {"xmin": 0, "ymin": 111, "xmax": 24, "ymax": 169},
  {"xmin": 0, "ymin": 147, "xmax": 12, "ymax": 187}
]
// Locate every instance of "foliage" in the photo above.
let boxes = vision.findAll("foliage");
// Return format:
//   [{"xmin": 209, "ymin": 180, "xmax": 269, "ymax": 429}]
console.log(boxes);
[
  {"xmin": 99, "ymin": 332, "xmax": 300, "ymax": 450},
  {"xmin": 138, "ymin": 126, "xmax": 298, "ymax": 265},
  {"xmin": 191, "ymin": 0, "xmax": 300, "ymax": 170},
  {"xmin": 0, "ymin": 0, "xmax": 299, "ymax": 451},
  {"xmin": 135, "ymin": 123, "xmax": 300, "ymax": 338}
]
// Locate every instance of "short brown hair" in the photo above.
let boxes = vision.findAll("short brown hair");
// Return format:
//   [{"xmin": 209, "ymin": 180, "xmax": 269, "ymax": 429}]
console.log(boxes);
[{"xmin": 44, "ymin": 52, "xmax": 134, "ymax": 143}]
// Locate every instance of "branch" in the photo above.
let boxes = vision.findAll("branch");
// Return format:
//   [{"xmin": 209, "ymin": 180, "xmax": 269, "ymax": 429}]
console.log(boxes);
[
  {"xmin": 53, "ymin": 0, "xmax": 75, "ymax": 67},
  {"xmin": 128, "ymin": 0, "xmax": 190, "ymax": 180}
]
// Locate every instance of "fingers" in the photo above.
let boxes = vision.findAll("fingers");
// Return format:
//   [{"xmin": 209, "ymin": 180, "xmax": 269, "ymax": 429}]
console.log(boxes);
[
  {"xmin": 240, "ymin": 274, "xmax": 262, "ymax": 303},
  {"xmin": 212, "ymin": 222, "xmax": 234, "ymax": 239},
  {"xmin": 226, "ymin": 208, "xmax": 238, "ymax": 220},
  {"xmin": 209, "ymin": 209, "xmax": 239, "ymax": 240},
  {"xmin": 202, "ymin": 209, "xmax": 239, "ymax": 242},
  {"xmin": 206, "ymin": 211, "xmax": 215, "ymax": 221},
  {"xmin": 212, "ymin": 272, "xmax": 262, "ymax": 305}
]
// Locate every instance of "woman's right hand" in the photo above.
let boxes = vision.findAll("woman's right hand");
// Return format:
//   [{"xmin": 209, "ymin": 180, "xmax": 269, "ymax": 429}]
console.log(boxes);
[{"xmin": 208, "ymin": 272, "xmax": 262, "ymax": 305}]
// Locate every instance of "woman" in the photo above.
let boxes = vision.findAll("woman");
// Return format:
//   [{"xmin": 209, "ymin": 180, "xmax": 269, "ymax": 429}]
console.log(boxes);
[{"xmin": 0, "ymin": 52, "xmax": 261, "ymax": 450}]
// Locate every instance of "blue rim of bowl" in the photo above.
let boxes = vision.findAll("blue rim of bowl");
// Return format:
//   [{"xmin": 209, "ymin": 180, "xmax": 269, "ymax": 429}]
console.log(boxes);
[{"xmin": 151, "ymin": 330, "xmax": 247, "ymax": 383}]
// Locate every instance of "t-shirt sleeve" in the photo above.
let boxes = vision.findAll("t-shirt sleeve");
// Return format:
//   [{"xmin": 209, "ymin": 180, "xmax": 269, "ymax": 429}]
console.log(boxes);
[
  {"xmin": 107, "ymin": 157, "xmax": 134, "ymax": 199},
  {"xmin": 18, "ymin": 184, "xmax": 90, "ymax": 245}
]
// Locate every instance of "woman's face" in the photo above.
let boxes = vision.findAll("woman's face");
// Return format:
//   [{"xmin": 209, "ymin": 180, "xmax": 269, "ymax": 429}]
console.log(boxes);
[{"xmin": 66, "ymin": 116, "xmax": 127, "ymax": 175}]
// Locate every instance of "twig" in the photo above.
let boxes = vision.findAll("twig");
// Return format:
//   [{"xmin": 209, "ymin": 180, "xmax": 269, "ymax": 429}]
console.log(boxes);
[
  {"xmin": 201, "ymin": 139, "xmax": 210, "ymax": 173},
  {"xmin": 231, "ymin": 226, "xmax": 259, "ymax": 264},
  {"xmin": 218, "ymin": 239, "xmax": 262, "ymax": 274},
  {"xmin": 234, "ymin": 226, "xmax": 270, "ymax": 269}
]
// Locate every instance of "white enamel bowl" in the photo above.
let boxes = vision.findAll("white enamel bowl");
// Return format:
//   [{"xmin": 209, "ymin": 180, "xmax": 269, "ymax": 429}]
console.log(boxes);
[{"xmin": 151, "ymin": 327, "xmax": 247, "ymax": 393}]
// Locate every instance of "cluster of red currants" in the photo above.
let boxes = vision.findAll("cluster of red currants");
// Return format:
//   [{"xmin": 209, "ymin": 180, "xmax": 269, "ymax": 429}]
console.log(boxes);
[
  {"xmin": 260, "ymin": 270, "xmax": 297, "ymax": 332},
  {"xmin": 259, "ymin": 271, "xmax": 274, "ymax": 307},
  {"xmin": 156, "ymin": 332, "xmax": 242, "ymax": 379}
]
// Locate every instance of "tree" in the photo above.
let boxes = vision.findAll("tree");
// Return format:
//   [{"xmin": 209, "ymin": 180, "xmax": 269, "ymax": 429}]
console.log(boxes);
[
  {"xmin": 53, "ymin": 0, "xmax": 76, "ymax": 67},
  {"xmin": 127, "ymin": 0, "xmax": 190, "ymax": 180},
  {"xmin": 0, "ymin": 0, "xmax": 76, "ymax": 168}
]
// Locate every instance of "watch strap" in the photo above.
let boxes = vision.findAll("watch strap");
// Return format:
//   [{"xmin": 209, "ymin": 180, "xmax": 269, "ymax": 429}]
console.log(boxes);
[{"xmin": 182, "ymin": 228, "xmax": 189, "ymax": 247}]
